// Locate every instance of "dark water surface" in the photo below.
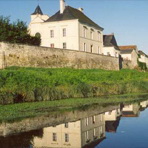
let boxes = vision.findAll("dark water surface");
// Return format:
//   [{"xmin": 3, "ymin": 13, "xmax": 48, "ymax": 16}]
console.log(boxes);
[{"xmin": 1, "ymin": 99, "xmax": 148, "ymax": 148}]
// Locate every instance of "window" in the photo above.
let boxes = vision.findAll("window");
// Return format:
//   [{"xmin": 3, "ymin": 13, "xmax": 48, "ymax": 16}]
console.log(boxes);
[
  {"xmin": 107, "ymin": 52, "xmax": 110, "ymax": 56},
  {"xmin": 90, "ymin": 29, "xmax": 94, "ymax": 39},
  {"xmin": 93, "ymin": 128, "xmax": 96, "ymax": 137},
  {"xmin": 63, "ymin": 28, "xmax": 66, "ymax": 37},
  {"xmin": 84, "ymin": 43, "xmax": 87, "ymax": 51},
  {"xmin": 50, "ymin": 30, "xmax": 54, "ymax": 38},
  {"xmin": 65, "ymin": 123, "xmax": 68, "ymax": 128},
  {"xmin": 86, "ymin": 117, "xmax": 89, "ymax": 126},
  {"xmin": 63, "ymin": 42, "xmax": 66, "ymax": 49},
  {"xmin": 83, "ymin": 26, "xmax": 87, "ymax": 38},
  {"xmin": 85, "ymin": 131, "xmax": 89, "ymax": 141},
  {"xmin": 98, "ymin": 31, "xmax": 101, "ymax": 41},
  {"xmin": 65, "ymin": 133, "xmax": 69, "ymax": 142},
  {"xmin": 52, "ymin": 133, "xmax": 57, "ymax": 141},
  {"xmin": 50, "ymin": 43, "xmax": 54, "ymax": 48},
  {"xmin": 115, "ymin": 52, "xmax": 118, "ymax": 57},
  {"xmin": 90, "ymin": 45, "xmax": 93, "ymax": 53},
  {"xmin": 92, "ymin": 116, "xmax": 95, "ymax": 124},
  {"xmin": 35, "ymin": 32, "xmax": 41, "ymax": 38}
]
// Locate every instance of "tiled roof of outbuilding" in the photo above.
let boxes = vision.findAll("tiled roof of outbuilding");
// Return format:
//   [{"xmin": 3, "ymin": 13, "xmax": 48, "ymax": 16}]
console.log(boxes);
[
  {"xmin": 119, "ymin": 45, "xmax": 137, "ymax": 50},
  {"xmin": 46, "ymin": 6, "xmax": 103, "ymax": 30},
  {"xmin": 103, "ymin": 34, "xmax": 120, "ymax": 50}
]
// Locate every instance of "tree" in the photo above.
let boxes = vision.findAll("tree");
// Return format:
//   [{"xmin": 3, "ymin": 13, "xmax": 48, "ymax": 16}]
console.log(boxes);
[{"xmin": 0, "ymin": 16, "xmax": 41, "ymax": 46}]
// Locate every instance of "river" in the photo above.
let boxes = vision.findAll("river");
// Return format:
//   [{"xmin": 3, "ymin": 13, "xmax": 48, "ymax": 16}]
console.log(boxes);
[{"xmin": 0, "ymin": 97, "xmax": 148, "ymax": 148}]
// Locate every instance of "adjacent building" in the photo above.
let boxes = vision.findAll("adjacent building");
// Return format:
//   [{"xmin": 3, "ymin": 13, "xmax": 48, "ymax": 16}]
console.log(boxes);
[
  {"xmin": 138, "ymin": 50, "xmax": 148, "ymax": 68},
  {"xmin": 103, "ymin": 34, "xmax": 120, "ymax": 57},
  {"xmin": 119, "ymin": 45, "xmax": 139, "ymax": 68},
  {"xmin": 29, "ymin": 0, "xmax": 104, "ymax": 54}
]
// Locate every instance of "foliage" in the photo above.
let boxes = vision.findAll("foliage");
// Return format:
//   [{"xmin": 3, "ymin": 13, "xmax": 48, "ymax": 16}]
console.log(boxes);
[
  {"xmin": 137, "ymin": 59, "xmax": 147, "ymax": 70},
  {"xmin": 0, "ymin": 16, "xmax": 40, "ymax": 46},
  {"xmin": 0, "ymin": 94, "xmax": 147, "ymax": 122},
  {"xmin": 0, "ymin": 67, "xmax": 147, "ymax": 104}
]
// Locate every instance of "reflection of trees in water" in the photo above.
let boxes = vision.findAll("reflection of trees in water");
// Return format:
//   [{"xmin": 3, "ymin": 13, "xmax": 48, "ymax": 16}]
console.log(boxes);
[{"xmin": 0, "ymin": 129, "xmax": 43, "ymax": 148}]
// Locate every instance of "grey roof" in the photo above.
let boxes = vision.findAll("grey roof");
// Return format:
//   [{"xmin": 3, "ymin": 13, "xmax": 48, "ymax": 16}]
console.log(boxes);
[
  {"xmin": 139, "ymin": 50, "xmax": 148, "ymax": 58},
  {"xmin": 120, "ymin": 49, "xmax": 133, "ymax": 54},
  {"xmin": 103, "ymin": 34, "xmax": 119, "ymax": 50},
  {"xmin": 46, "ymin": 6, "xmax": 103, "ymax": 30},
  {"xmin": 32, "ymin": 5, "xmax": 43, "ymax": 15}
]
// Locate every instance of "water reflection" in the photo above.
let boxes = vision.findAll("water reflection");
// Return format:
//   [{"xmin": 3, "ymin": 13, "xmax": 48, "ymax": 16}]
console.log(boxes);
[{"xmin": 0, "ymin": 99, "xmax": 148, "ymax": 148}]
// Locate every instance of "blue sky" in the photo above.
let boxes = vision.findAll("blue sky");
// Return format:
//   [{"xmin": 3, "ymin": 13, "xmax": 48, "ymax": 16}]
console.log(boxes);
[{"xmin": 0, "ymin": 0, "xmax": 147, "ymax": 54}]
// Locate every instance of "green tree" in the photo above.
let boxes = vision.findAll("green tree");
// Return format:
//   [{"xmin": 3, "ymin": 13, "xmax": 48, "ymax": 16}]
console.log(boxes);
[{"xmin": 0, "ymin": 16, "xmax": 41, "ymax": 46}]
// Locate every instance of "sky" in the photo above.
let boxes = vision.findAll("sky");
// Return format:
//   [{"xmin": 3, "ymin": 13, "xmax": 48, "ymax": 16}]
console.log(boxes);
[{"xmin": 0, "ymin": 0, "xmax": 148, "ymax": 54}]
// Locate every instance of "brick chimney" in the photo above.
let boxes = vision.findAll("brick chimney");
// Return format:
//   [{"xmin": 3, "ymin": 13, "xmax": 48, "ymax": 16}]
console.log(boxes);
[{"xmin": 60, "ymin": 0, "xmax": 65, "ymax": 14}]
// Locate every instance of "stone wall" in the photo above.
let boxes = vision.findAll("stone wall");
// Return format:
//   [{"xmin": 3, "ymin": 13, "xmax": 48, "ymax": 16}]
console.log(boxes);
[
  {"xmin": 0, "ymin": 105, "xmax": 119, "ymax": 137},
  {"xmin": 0, "ymin": 42, "xmax": 119, "ymax": 70}
]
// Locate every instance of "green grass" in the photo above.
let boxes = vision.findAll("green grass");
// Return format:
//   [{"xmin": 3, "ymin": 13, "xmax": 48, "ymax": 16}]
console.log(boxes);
[
  {"xmin": 0, "ymin": 67, "xmax": 147, "ymax": 104},
  {"xmin": 0, "ymin": 93, "xmax": 147, "ymax": 122}
]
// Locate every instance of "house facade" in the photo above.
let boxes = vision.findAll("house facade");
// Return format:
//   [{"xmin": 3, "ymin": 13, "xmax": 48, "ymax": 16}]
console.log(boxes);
[
  {"xmin": 28, "ymin": 0, "xmax": 104, "ymax": 54},
  {"xmin": 33, "ymin": 113, "xmax": 105, "ymax": 148},
  {"xmin": 138, "ymin": 50, "xmax": 148, "ymax": 68},
  {"xmin": 119, "ymin": 45, "xmax": 139, "ymax": 68},
  {"xmin": 103, "ymin": 34, "xmax": 120, "ymax": 57}
]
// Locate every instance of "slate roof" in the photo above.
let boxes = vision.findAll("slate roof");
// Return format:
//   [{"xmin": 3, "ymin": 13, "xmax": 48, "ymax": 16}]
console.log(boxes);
[
  {"xmin": 46, "ymin": 6, "xmax": 103, "ymax": 30},
  {"xmin": 103, "ymin": 34, "xmax": 120, "ymax": 50},
  {"xmin": 32, "ymin": 5, "xmax": 43, "ymax": 15}
]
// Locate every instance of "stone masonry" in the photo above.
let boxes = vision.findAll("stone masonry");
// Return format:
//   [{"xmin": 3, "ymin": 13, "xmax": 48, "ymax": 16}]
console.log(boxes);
[{"xmin": 0, "ymin": 42, "xmax": 120, "ymax": 70}]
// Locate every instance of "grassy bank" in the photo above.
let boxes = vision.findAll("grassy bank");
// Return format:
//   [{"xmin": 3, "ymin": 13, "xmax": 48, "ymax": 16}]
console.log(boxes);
[
  {"xmin": 0, "ymin": 67, "xmax": 147, "ymax": 104},
  {"xmin": 0, "ymin": 94, "xmax": 147, "ymax": 122}
]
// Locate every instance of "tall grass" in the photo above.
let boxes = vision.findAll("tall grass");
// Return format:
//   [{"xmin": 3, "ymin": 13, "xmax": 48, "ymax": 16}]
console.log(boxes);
[{"xmin": 0, "ymin": 67, "xmax": 147, "ymax": 104}]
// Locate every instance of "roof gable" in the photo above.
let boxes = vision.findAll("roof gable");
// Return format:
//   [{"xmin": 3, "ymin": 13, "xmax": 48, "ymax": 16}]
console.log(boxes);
[
  {"xmin": 46, "ymin": 6, "xmax": 103, "ymax": 30},
  {"xmin": 103, "ymin": 34, "xmax": 119, "ymax": 50}
]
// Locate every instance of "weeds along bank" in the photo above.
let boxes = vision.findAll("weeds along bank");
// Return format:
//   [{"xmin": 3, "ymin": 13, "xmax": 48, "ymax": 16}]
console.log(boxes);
[{"xmin": 0, "ymin": 67, "xmax": 147, "ymax": 105}]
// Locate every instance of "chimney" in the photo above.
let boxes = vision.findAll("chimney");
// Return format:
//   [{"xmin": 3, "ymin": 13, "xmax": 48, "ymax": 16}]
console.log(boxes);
[
  {"xmin": 60, "ymin": 0, "xmax": 65, "ymax": 14},
  {"xmin": 78, "ymin": 8, "xmax": 84, "ymax": 12}
]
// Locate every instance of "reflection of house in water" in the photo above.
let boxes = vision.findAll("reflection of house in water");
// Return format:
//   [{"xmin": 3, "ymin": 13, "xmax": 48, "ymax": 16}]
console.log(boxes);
[
  {"xmin": 122, "ymin": 103, "xmax": 140, "ymax": 117},
  {"xmin": 104, "ymin": 106, "xmax": 121, "ymax": 133},
  {"xmin": 140, "ymin": 100, "xmax": 148, "ymax": 111},
  {"xmin": 33, "ymin": 114, "xmax": 105, "ymax": 148}
]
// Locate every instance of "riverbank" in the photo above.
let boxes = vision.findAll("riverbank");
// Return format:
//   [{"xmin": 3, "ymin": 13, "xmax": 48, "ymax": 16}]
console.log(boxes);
[
  {"xmin": 0, "ymin": 93, "xmax": 147, "ymax": 123},
  {"xmin": 0, "ymin": 67, "xmax": 147, "ymax": 104}
]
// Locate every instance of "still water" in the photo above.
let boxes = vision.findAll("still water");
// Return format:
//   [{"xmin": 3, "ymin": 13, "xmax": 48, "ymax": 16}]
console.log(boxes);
[{"xmin": 1, "ymin": 99, "xmax": 148, "ymax": 148}]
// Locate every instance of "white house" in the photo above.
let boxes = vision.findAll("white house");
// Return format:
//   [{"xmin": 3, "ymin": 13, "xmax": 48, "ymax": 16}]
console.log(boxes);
[
  {"xmin": 138, "ymin": 50, "xmax": 148, "ymax": 68},
  {"xmin": 28, "ymin": 0, "xmax": 104, "ymax": 54},
  {"xmin": 103, "ymin": 34, "xmax": 120, "ymax": 57},
  {"xmin": 119, "ymin": 45, "xmax": 139, "ymax": 68}
]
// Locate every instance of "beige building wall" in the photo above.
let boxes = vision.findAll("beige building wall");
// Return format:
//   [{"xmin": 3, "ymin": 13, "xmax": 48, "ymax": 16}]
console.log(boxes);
[
  {"xmin": 81, "ymin": 114, "xmax": 105, "ymax": 147},
  {"xmin": 79, "ymin": 23, "xmax": 103, "ymax": 54},
  {"xmin": 33, "ymin": 113, "xmax": 105, "ymax": 148},
  {"xmin": 33, "ymin": 121, "xmax": 81, "ymax": 148},
  {"xmin": 103, "ymin": 47, "xmax": 120, "ymax": 57},
  {"xmin": 29, "ymin": 19, "xmax": 79, "ymax": 50}
]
